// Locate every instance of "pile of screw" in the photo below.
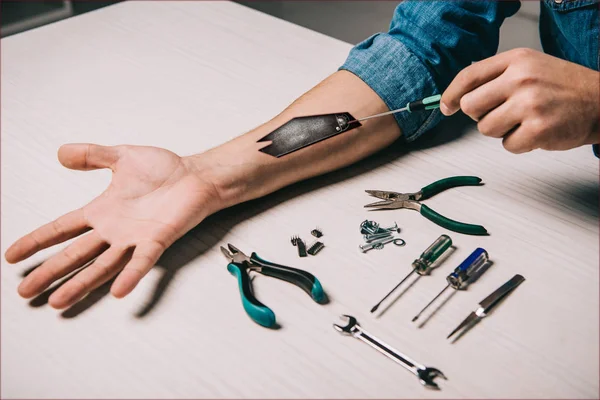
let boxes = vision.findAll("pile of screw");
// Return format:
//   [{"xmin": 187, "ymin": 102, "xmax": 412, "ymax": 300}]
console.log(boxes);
[{"xmin": 359, "ymin": 220, "xmax": 404, "ymax": 253}]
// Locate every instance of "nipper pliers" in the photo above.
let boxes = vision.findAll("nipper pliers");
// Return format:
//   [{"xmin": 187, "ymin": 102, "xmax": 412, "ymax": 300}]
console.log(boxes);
[
  {"xmin": 365, "ymin": 176, "xmax": 488, "ymax": 236},
  {"xmin": 220, "ymin": 243, "xmax": 326, "ymax": 328}
]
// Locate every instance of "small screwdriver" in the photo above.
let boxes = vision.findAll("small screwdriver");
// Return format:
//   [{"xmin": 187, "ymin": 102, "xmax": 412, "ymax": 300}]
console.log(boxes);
[
  {"xmin": 370, "ymin": 234, "xmax": 452, "ymax": 313},
  {"xmin": 412, "ymin": 248, "xmax": 489, "ymax": 322},
  {"xmin": 348, "ymin": 94, "xmax": 442, "ymax": 125}
]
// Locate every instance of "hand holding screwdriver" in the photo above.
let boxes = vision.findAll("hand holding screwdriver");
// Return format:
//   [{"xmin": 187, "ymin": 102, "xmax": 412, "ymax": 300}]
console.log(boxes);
[{"xmin": 412, "ymin": 248, "xmax": 489, "ymax": 322}]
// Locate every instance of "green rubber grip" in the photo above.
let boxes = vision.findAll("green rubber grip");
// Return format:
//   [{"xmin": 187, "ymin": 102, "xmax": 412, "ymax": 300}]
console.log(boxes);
[
  {"xmin": 420, "ymin": 176, "xmax": 482, "ymax": 200},
  {"xmin": 251, "ymin": 252, "xmax": 326, "ymax": 303},
  {"xmin": 227, "ymin": 263, "xmax": 276, "ymax": 328},
  {"xmin": 420, "ymin": 204, "xmax": 488, "ymax": 236},
  {"xmin": 310, "ymin": 279, "xmax": 325, "ymax": 303},
  {"xmin": 422, "ymin": 94, "xmax": 441, "ymax": 110},
  {"xmin": 406, "ymin": 94, "xmax": 441, "ymax": 112}
]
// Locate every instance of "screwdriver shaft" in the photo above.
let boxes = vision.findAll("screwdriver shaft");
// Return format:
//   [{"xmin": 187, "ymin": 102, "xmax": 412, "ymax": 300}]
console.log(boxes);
[
  {"xmin": 352, "ymin": 106, "xmax": 408, "ymax": 124},
  {"xmin": 370, "ymin": 269, "xmax": 416, "ymax": 313},
  {"xmin": 349, "ymin": 95, "xmax": 441, "ymax": 125},
  {"xmin": 412, "ymin": 284, "xmax": 450, "ymax": 322}
]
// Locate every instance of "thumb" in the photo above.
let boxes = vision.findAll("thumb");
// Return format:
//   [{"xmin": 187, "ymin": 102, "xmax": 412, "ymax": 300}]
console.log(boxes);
[{"xmin": 58, "ymin": 143, "xmax": 120, "ymax": 171}]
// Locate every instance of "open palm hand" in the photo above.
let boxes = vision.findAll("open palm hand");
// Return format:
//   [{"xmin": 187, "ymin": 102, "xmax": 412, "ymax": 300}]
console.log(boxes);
[{"xmin": 5, "ymin": 143, "xmax": 222, "ymax": 309}]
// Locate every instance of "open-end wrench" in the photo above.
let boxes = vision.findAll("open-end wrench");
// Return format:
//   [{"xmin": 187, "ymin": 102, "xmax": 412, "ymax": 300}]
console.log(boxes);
[{"xmin": 333, "ymin": 315, "xmax": 446, "ymax": 390}]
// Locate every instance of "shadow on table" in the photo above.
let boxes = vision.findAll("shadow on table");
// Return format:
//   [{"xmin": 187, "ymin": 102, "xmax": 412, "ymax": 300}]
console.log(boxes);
[
  {"xmin": 537, "ymin": 176, "xmax": 599, "ymax": 221},
  {"xmin": 374, "ymin": 245, "xmax": 457, "ymax": 319},
  {"xmin": 25, "ymin": 113, "xmax": 475, "ymax": 317}
]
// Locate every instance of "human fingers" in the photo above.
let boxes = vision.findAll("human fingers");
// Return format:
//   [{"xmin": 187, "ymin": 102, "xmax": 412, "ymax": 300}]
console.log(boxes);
[
  {"xmin": 48, "ymin": 245, "xmax": 131, "ymax": 309},
  {"xmin": 110, "ymin": 240, "xmax": 165, "ymax": 298},
  {"xmin": 501, "ymin": 123, "xmax": 540, "ymax": 154},
  {"xmin": 476, "ymin": 98, "xmax": 523, "ymax": 138},
  {"xmin": 441, "ymin": 50, "xmax": 520, "ymax": 115},
  {"xmin": 458, "ymin": 77, "xmax": 510, "ymax": 121},
  {"xmin": 17, "ymin": 232, "xmax": 108, "ymax": 298},
  {"xmin": 58, "ymin": 143, "xmax": 120, "ymax": 171},
  {"xmin": 5, "ymin": 208, "xmax": 89, "ymax": 263}
]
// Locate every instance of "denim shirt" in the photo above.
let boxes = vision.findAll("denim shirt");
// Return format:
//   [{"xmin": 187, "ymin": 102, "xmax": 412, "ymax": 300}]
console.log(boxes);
[{"xmin": 340, "ymin": 0, "xmax": 599, "ymax": 148}]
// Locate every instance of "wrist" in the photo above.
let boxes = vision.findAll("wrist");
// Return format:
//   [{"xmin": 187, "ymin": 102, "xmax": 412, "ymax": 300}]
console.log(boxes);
[
  {"xmin": 182, "ymin": 141, "xmax": 267, "ymax": 213},
  {"xmin": 582, "ymin": 70, "xmax": 600, "ymax": 145}
]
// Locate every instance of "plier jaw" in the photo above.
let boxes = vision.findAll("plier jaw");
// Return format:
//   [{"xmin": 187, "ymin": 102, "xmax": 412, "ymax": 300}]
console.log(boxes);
[
  {"xmin": 364, "ymin": 198, "xmax": 422, "ymax": 212},
  {"xmin": 221, "ymin": 243, "xmax": 262, "ymax": 271},
  {"xmin": 364, "ymin": 176, "xmax": 488, "ymax": 236},
  {"xmin": 365, "ymin": 189, "xmax": 422, "ymax": 202}
]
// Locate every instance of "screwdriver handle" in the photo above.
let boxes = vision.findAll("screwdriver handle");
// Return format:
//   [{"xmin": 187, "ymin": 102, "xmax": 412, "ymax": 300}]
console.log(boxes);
[
  {"xmin": 414, "ymin": 248, "xmax": 488, "ymax": 323},
  {"xmin": 447, "ymin": 248, "xmax": 489, "ymax": 289},
  {"xmin": 413, "ymin": 234, "xmax": 452, "ymax": 275},
  {"xmin": 421, "ymin": 234, "xmax": 452, "ymax": 263},
  {"xmin": 406, "ymin": 94, "xmax": 441, "ymax": 113}
]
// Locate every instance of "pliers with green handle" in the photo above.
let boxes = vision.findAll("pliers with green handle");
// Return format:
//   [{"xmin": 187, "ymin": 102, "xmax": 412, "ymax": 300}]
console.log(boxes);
[
  {"xmin": 220, "ymin": 243, "xmax": 326, "ymax": 328},
  {"xmin": 364, "ymin": 176, "xmax": 488, "ymax": 236}
]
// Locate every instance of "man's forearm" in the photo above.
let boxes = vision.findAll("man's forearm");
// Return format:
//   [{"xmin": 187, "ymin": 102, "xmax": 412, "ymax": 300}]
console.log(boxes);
[{"xmin": 188, "ymin": 70, "xmax": 401, "ymax": 210}]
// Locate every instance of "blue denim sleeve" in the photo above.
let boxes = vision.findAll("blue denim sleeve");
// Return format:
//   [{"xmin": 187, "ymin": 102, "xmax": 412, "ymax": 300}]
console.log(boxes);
[{"xmin": 340, "ymin": 0, "xmax": 520, "ymax": 142}]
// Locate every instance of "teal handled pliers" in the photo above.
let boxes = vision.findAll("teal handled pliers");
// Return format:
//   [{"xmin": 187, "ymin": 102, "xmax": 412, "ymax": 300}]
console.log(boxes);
[
  {"xmin": 220, "ymin": 243, "xmax": 326, "ymax": 328},
  {"xmin": 365, "ymin": 176, "xmax": 488, "ymax": 236}
]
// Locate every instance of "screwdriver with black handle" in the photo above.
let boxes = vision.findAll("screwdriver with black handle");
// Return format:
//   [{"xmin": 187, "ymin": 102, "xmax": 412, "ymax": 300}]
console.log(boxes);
[{"xmin": 412, "ymin": 247, "xmax": 489, "ymax": 322}]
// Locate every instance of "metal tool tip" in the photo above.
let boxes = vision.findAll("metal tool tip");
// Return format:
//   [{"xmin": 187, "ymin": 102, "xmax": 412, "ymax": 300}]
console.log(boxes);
[
  {"xmin": 220, "ymin": 246, "xmax": 232, "ymax": 258},
  {"xmin": 370, "ymin": 305, "xmax": 378, "ymax": 313},
  {"xmin": 227, "ymin": 243, "xmax": 241, "ymax": 253},
  {"xmin": 411, "ymin": 315, "xmax": 419, "ymax": 322}
]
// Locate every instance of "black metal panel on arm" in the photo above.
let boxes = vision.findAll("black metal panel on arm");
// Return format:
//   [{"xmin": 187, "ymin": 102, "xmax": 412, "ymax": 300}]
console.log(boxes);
[{"xmin": 257, "ymin": 112, "xmax": 362, "ymax": 158}]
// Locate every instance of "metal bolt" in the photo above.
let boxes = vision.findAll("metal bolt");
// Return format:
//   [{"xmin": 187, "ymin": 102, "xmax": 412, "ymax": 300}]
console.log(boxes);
[
  {"xmin": 359, "ymin": 236, "xmax": 397, "ymax": 253},
  {"xmin": 363, "ymin": 231, "xmax": 392, "ymax": 242},
  {"xmin": 362, "ymin": 220, "xmax": 380, "ymax": 229},
  {"xmin": 360, "ymin": 220, "xmax": 380, "ymax": 235},
  {"xmin": 382, "ymin": 222, "xmax": 400, "ymax": 233}
]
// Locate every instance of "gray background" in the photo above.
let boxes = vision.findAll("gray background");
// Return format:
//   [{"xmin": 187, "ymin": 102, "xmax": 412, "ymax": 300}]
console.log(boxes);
[{"xmin": 2, "ymin": 0, "xmax": 542, "ymax": 50}]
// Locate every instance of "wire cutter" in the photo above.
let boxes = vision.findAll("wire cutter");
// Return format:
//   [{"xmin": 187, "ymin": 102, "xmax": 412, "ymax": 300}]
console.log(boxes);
[
  {"xmin": 365, "ymin": 176, "xmax": 488, "ymax": 235},
  {"xmin": 220, "ymin": 243, "xmax": 326, "ymax": 328}
]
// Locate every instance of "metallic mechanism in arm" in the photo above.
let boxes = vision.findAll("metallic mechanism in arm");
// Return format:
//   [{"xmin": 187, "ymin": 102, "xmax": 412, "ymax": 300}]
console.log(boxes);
[{"xmin": 258, "ymin": 112, "xmax": 362, "ymax": 158}]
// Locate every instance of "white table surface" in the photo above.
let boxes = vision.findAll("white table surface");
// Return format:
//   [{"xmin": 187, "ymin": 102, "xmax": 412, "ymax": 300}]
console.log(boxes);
[{"xmin": 1, "ymin": 1, "xmax": 598, "ymax": 398}]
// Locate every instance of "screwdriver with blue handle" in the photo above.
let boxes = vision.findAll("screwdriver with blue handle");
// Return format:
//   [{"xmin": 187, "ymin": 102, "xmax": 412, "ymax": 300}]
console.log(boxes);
[
  {"xmin": 346, "ymin": 94, "xmax": 442, "ymax": 125},
  {"xmin": 412, "ymin": 247, "xmax": 489, "ymax": 322}
]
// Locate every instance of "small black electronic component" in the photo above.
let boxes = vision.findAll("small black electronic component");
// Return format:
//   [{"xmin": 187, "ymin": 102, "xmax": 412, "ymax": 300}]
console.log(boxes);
[
  {"xmin": 311, "ymin": 228, "xmax": 323, "ymax": 238},
  {"xmin": 307, "ymin": 241, "xmax": 325, "ymax": 256},
  {"xmin": 291, "ymin": 236, "xmax": 307, "ymax": 257},
  {"xmin": 297, "ymin": 239, "xmax": 308, "ymax": 257}
]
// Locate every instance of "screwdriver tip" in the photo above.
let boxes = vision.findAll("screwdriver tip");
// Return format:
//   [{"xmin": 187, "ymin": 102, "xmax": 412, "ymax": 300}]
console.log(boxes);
[
  {"xmin": 370, "ymin": 305, "xmax": 378, "ymax": 313},
  {"xmin": 411, "ymin": 316, "xmax": 418, "ymax": 322}
]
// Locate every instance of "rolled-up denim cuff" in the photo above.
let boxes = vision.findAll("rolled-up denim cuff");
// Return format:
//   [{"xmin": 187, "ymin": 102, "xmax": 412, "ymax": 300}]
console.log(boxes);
[{"xmin": 339, "ymin": 33, "xmax": 443, "ymax": 142}]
